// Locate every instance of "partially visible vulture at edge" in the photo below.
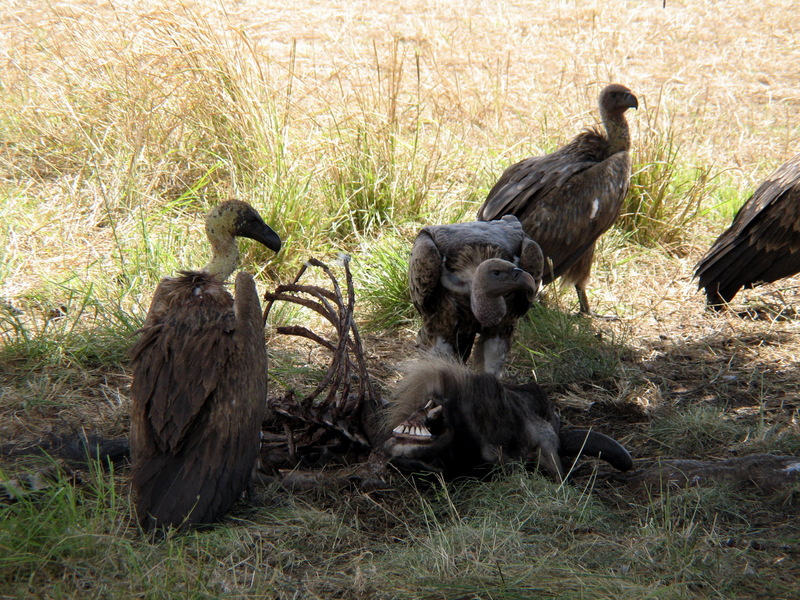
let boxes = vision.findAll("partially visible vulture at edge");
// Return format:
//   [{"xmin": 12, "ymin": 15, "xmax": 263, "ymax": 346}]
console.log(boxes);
[
  {"xmin": 129, "ymin": 200, "xmax": 281, "ymax": 532},
  {"xmin": 695, "ymin": 153, "xmax": 800, "ymax": 309},
  {"xmin": 476, "ymin": 83, "xmax": 638, "ymax": 314},
  {"xmin": 409, "ymin": 215, "xmax": 544, "ymax": 375}
]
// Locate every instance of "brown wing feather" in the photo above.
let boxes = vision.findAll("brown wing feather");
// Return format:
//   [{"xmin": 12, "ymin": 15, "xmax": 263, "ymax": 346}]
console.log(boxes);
[
  {"xmin": 409, "ymin": 230, "xmax": 444, "ymax": 315},
  {"xmin": 515, "ymin": 153, "xmax": 629, "ymax": 283},
  {"xmin": 695, "ymin": 153, "xmax": 800, "ymax": 304},
  {"xmin": 129, "ymin": 271, "xmax": 267, "ymax": 530},
  {"xmin": 129, "ymin": 272, "xmax": 235, "ymax": 455},
  {"xmin": 478, "ymin": 151, "xmax": 598, "ymax": 222},
  {"xmin": 519, "ymin": 236, "xmax": 544, "ymax": 281},
  {"xmin": 477, "ymin": 130, "xmax": 630, "ymax": 284}
]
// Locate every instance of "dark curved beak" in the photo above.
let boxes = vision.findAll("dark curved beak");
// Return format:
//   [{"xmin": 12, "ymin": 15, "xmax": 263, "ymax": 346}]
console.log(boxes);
[
  {"xmin": 513, "ymin": 267, "xmax": 540, "ymax": 300},
  {"xmin": 625, "ymin": 92, "xmax": 639, "ymax": 110},
  {"xmin": 239, "ymin": 220, "xmax": 282, "ymax": 254}
]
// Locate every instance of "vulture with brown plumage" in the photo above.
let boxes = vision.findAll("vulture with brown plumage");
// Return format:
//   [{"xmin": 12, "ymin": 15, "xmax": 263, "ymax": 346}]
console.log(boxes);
[
  {"xmin": 695, "ymin": 153, "xmax": 800, "ymax": 309},
  {"xmin": 129, "ymin": 200, "xmax": 281, "ymax": 532},
  {"xmin": 409, "ymin": 215, "xmax": 543, "ymax": 375},
  {"xmin": 476, "ymin": 83, "xmax": 638, "ymax": 314}
]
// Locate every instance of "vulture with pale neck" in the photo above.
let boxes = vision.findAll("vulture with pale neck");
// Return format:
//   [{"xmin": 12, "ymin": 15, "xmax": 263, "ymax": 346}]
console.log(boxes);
[
  {"xmin": 129, "ymin": 200, "xmax": 281, "ymax": 532},
  {"xmin": 695, "ymin": 153, "xmax": 800, "ymax": 309},
  {"xmin": 409, "ymin": 215, "xmax": 543, "ymax": 375},
  {"xmin": 477, "ymin": 83, "xmax": 638, "ymax": 314}
]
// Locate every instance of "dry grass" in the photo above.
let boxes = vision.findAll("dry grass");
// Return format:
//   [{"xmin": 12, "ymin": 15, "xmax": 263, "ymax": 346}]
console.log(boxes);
[{"xmin": 2, "ymin": 0, "xmax": 800, "ymax": 598}]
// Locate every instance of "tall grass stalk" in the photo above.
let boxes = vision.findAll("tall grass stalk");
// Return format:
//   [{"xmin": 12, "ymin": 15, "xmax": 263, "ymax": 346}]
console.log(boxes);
[{"xmin": 620, "ymin": 88, "xmax": 720, "ymax": 251}]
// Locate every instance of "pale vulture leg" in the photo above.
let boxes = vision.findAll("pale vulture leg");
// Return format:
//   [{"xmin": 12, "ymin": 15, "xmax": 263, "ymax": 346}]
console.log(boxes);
[
  {"xmin": 432, "ymin": 336, "xmax": 456, "ymax": 359},
  {"xmin": 473, "ymin": 335, "xmax": 509, "ymax": 375}
]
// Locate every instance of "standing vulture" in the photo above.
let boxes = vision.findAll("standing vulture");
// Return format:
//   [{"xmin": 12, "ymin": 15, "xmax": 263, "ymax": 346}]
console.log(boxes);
[
  {"xmin": 695, "ymin": 153, "xmax": 800, "ymax": 309},
  {"xmin": 129, "ymin": 200, "xmax": 281, "ymax": 532},
  {"xmin": 409, "ymin": 215, "xmax": 543, "ymax": 375},
  {"xmin": 476, "ymin": 83, "xmax": 638, "ymax": 314}
]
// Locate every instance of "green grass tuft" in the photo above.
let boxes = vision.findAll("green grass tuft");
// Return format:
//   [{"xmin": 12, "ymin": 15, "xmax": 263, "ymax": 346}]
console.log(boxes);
[
  {"xmin": 619, "ymin": 92, "xmax": 721, "ymax": 252},
  {"xmin": 515, "ymin": 301, "xmax": 628, "ymax": 386},
  {"xmin": 353, "ymin": 232, "xmax": 417, "ymax": 332}
]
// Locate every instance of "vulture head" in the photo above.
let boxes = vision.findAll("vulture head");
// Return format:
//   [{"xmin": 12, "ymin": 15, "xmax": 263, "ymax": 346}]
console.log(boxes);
[
  {"xmin": 471, "ymin": 258, "xmax": 540, "ymax": 328},
  {"xmin": 599, "ymin": 83, "xmax": 639, "ymax": 116},
  {"xmin": 203, "ymin": 200, "xmax": 282, "ymax": 280}
]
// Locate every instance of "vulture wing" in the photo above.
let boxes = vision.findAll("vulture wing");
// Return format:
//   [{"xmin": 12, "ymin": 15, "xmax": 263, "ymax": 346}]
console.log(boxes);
[
  {"xmin": 129, "ymin": 273, "xmax": 237, "ymax": 455},
  {"xmin": 422, "ymin": 216, "xmax": 527, "ymax": 259},
  {"xmin": 479, "ymin": 147, "xmax": 630, "ymax": 283},
  {"xmin": 478, "ymin": 150, "xmax": 597, "ymax": 222},
  {"xmin": 695, "ymin": 154, "xmax": 800, "ymax": 304},
  {"xmin": 130, "ymin": 271, "xmax": 267, "ymax": 529},
  {"xmin": 519, "ymin": 236, "xmax": 545, "ymax": 282},
  {"xmin": 409, "ymin": 229, "xmax": 444, "ymax": 315}
]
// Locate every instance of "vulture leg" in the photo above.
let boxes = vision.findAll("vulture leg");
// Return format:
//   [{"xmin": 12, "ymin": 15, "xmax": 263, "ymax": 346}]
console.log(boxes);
[
  {"xmin": 562, "ymin": 245, "xmax": 618, "ymax": 320},
  {"xmin": 561, "ymin": 247, "xmax": 594, "ymax": 315},
  {"xmin": 576, "ymin": 285, "xmax": 591, "ymax": 316},
  {"xmin": 472, "ymin": 333, "xmax": 511, "ymax": 376}
]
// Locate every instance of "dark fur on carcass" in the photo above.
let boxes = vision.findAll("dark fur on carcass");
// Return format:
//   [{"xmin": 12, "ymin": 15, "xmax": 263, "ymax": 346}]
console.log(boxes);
[{"xmin": 384, "ymin": 357, "xmax": 632, "ymax": 480}]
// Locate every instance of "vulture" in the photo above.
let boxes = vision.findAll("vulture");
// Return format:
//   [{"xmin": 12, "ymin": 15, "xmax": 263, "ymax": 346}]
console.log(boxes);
[
  {"xmin": 384, "ymin": 357, "xmax": 633, "ymax": 480},
  {"xmin": 408, "ymin": 215, "xmax": 544, "ymax": 375},
  {"xmin": 129, "ymin": 200, "xmax": 281, "ymax": 532},
  {"xmin": 695, "ymin": 153, "xmax": 800, "ymax": 309},
  {"xmin": 476, "ymin": 83, "xmax": 638, "ymax": 314}
]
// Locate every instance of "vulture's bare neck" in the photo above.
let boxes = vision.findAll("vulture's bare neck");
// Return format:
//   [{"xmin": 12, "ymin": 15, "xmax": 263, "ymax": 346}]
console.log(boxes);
[
  {"xmin": 601, "ymin": 109, "xmax": 631, "ymax": 157},
  {"xmin": 470, "ymin": 283, "xmax": 506, "ymax": 328},
  {"xmin": 203, "ymin": 234, "xmax": 239, "ymax": 282}
]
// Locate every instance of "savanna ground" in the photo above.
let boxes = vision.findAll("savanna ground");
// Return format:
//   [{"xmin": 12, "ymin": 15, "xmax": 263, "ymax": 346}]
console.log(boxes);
[{"xmin": 2, "ymin": 0, "xmax": 800, "ymax": 598}]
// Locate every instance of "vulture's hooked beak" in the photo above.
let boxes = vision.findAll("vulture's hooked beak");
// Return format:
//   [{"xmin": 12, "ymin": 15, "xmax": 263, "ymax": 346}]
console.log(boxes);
[
  {"xmin": 625, "ymin": 92, "xmax": 639, "ymax": 110},
  {"xmin": 239, "ymin": 220, "xmax": 282, "ymax": 254},
  {"xmin": 513, "ymin": 267, "xmax": 540, "ymax": 301}
]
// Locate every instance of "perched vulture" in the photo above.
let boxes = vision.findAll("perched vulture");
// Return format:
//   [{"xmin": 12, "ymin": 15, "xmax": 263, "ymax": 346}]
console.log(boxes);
[
  {"xmin": 695, "ymin": 153, "xmax": 800, "ymax": 309},
  {"xmin": 129, "ymin": 200, "xmax": 281, "ymax": 532},
  {"xmin": 409, "ymin": 215, "xmax": 543, "ymax": 375},
  {"xmin": 476, "ymin": 83, "xmax": 638, "ymax": 314},
  {"xmin": 384, "ymin": 357, "xmax": 633, "ymax": 480}
]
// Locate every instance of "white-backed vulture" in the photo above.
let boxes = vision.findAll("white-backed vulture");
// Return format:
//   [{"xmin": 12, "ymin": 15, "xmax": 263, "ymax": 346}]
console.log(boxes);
[
  {"xmin": 129, "ymin": 200, "xmax": 281, "ymax": 532},
  {"xmin": 476, "ymin": 83, "xmax": 638, "ymax": 314},
  {"xmin": 695, "ymin": 153, "xmax": 800, "ymax": 309},
  {"xmin": 409, "ymin": 215, "xmax": 543, "ymax": 375},
  {"xmin": 383, "ymin": 357, "xmax": 633, "ymax": 480}
]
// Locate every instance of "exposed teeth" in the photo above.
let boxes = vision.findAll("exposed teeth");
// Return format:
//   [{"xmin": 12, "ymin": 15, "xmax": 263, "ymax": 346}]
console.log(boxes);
[
  {"xmin": 393, "ymin": 424, "xmax": 433, "ymax": 438},
  {"xmin": 424, "ymin": 399, "xmax": 434, "ymax": 409},
  {"xmin": 428, "ymin": 405, "xmax": 443, "ymax": 417}
]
